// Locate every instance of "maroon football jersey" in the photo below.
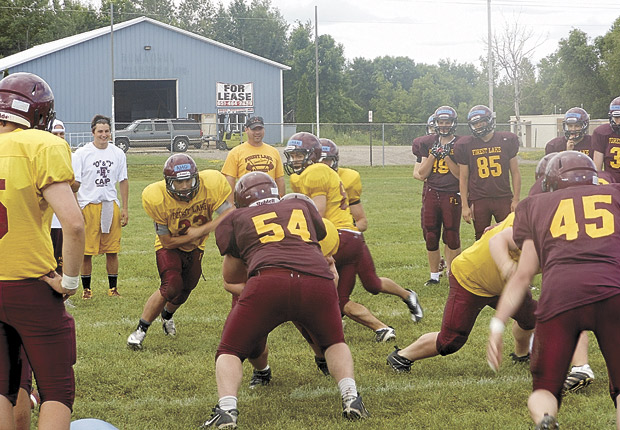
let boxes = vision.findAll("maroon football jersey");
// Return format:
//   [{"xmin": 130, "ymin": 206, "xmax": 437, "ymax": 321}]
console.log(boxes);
[
  {"xmin": 412, "ymin": 134, "xmax": 436, "ymax": 162},
  {"xmin": 514, "ymin": 184, "xmax": 620, "ymax": 321},
  {"xmin": 545, "ymin": 135, "xmax": 592, "ymax": 158},
  {"xmin": 453, "ymin": 131, "xmax": 519, "ymax": 200},
  {"xmin": 419, "ymin": 135, "xmax": 460, "ymax": 192},
  {"xmin": 215, "ymin": 198, "xmax": 333, "ymax": 279},
  {"xmin": 592, "ymin": 123, "xmax": 620, "ymax": 182}
]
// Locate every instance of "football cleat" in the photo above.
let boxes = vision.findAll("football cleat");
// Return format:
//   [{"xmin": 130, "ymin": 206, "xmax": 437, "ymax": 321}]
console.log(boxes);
[
  {"xmin": 82, "ymin": 288, "xmax": 92, "ymax": 300},
  {"xmin": 108, "ymin": 287, "xmax": 121, "ymax": 297},
  {"xmin": 404, "ymin": 289, "xmax": 423, "ymax": 322},
  {"xmin": 342, "ymin": 394, "xmax": 369, "ymax": 420},
  {"xmin": 424, "ymin": 278, "xmax": 440, "ymax": 286},
  {"xmin": 509, "ymin": 352, "xmax": 530, "ymax": 364},
  {"xmin": 535, "ymin": 413, "xmax": 559, "ymax": 430},
  {"xmin": 387, "ymin": 347, "xmax": 413, "ymax": 373},
  {"xmin": 162, "ymin": 317, "xmax": 176, "ymax": 337},
  {"xmin": 562, "ymin": 364, "xmax": 594, "ymax": 395},
  {"xmin": 201, "ymin": 405, "xmax": 239, "ymax": 429},
  {"xmin": 315, "ymin": 356, "xmax": 330, "ymax": 376},
  {"xmin": 249, "ymin": 368, "xmax": 272, "ymax": 388},
  {"xmin": 374, "ymin": 326, "xmax": 396, "ymax": 343},
  {"xmin": 127, "ymin": 327, "xmax": 147, "ymax": 350}
]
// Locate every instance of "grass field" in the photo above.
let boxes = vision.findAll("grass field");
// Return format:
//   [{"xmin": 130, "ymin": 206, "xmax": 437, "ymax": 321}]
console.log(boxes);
[{"xmin": 33, "ymin": 154, "xmax": 615, "ymax": 429}]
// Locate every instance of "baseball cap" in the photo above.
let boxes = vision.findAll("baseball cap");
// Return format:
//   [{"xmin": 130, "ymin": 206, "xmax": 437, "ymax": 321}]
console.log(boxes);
[
  {"xmin": 52, "ymin": 119, "xmax": 65, "ymax": 133},
  {"xmin": 245, "ymin": 116, "xmax": 264, "ymax": 129}
]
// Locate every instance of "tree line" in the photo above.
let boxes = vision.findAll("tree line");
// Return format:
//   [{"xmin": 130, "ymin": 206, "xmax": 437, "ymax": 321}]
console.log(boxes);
[{"xmin": 2, "ymin": 0, "xmax": 620, "ymax": 124}]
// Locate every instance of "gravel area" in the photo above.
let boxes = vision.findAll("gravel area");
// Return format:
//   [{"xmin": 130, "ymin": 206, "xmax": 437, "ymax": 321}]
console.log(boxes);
[{"xmin": 129, "ymin": 144, "xmax": 540, "ymax": 166}]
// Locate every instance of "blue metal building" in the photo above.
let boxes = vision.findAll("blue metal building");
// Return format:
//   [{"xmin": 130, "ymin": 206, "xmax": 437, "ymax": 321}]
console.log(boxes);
[{"xmin": 0, "ymin": 16, "xmax": 290, "ymax": 144}]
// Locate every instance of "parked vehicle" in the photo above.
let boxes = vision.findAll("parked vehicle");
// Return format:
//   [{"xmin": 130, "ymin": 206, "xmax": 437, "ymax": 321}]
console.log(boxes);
[{"xmin": 114, "ymin": 118, "xmax": 203, "ymax": 152}]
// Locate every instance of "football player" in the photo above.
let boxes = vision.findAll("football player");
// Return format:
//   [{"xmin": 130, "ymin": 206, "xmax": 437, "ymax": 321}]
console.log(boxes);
[
  {"xmin": 387, "ymin": 211, "xmax": 536, "ymax": 374},
  {"xmin": 0, "ymin": 72, "xmax": 85, "ymax": 429},
  {"xmin": 221, "ymin": 116, "xmax": 286, "ymax": 196},
  {"xmin": 284, "ymin": 133, "xmax": 423, "ymax": 343},
  {"xmin": 593, "ymin": 96, "xmax": 620, "ymax": 183},
  {"xmin": 412, "ymin": 106, "xmax": 462, "ymax": 284},
  {"xmin": 202, "ymin": 172, "xmax": 368, "ymax": 428},
  {"xmin": 545, "ymin": 107, "xmax": 592, "ymax": 157},
  {"xmin": 454, "ymin": 105, "xmax": 521, "ymax": 239},
  {"xmin": 487, "ymin": 151, "xmax": 620, "ymax": 430},
  {"xmin": 127, "ymin": 154, "xmax": 234, "ymax": 349}
]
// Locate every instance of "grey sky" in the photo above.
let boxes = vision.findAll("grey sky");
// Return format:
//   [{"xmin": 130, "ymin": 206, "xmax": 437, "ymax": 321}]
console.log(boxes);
[{"xmin": 233, "ymin": 0, "xmax": 618, "ymax": 66}]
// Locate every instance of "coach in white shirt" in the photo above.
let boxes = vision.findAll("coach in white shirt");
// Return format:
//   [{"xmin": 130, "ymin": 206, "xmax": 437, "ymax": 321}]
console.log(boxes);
[{"xmin": 72, "ymin": 114, "xmax": 129, "ymax": 299}]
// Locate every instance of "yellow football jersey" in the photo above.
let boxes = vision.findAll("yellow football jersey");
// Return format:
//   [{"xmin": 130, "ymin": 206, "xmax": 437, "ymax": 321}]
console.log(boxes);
[
  {"xmin": 221, "ymin": 142, "xmax": 284, "ymax": 179},
  {"xmin": 338, "ymin": 167, "xmax": 362, "ymax": 205},
  {"xmin": 319, "ymin": 218, "xmax": 340, "ymax": 257},
  {"xmin": 451, "ymin": 212, "xmax": 518, "ymax": 297},
  {"xmin": 142, "ymin": 170, "xmax": 231, "ymax": 252},
  {"xmin": 0, "ymin": 129, "xmax": 74, "ymax": 280},
  {"xmin": 289, "ymin": 163, "xmax": 355, "ymax": 230}
]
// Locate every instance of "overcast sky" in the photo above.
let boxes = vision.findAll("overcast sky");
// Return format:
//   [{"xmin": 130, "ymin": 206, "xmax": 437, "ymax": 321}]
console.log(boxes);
[{"xmin": 221, "ymin": 0, "xmax": 619, "ymax": 66}]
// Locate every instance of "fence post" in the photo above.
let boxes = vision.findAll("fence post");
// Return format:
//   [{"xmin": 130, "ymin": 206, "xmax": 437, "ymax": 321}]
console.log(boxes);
[
  {"xmin": 369, "ymin": 124, "xmax": 373, "ymax": 167},
  {"xmin": 382, "ymin": 123, "xmax": 385, "ymax": 167}
]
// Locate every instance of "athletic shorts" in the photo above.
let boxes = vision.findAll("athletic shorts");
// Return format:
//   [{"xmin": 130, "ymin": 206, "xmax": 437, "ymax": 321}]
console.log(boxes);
[{"xmin": 83, "ymin": 202, "xmax": 122, "ymax": 255}]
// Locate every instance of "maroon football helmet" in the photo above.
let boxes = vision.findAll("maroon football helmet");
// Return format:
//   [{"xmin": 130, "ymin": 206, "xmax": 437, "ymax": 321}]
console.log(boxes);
[
  {"xmin": 235, "ymin": 172, "xmax": 279, "ymax": 208},
  {"xmin": 562, "ymin": 107, "xmax": 589, "ymax": 140},
  {"xmin": 433, "ymin": 106, "xmax": 458, "ymax": 136},
  {"xmin": 535, "ymin": 153, "xmax": 557, "ymax": 180},
  {"xmin": 319, "ymin": 138, "xmax": 339, "ymax": 171},
  {"xmin": 543, "ymin": 151, "xmax": 598, "ymax": 192},
  {"xmin": 283, "ymin": 132, "xmax": 322, "ymax": 175},
  {"xmin": 426, "ymin": 114, "xmax": 436, "ymax": 136},
  {"xmin": 163, "ymin": 154, "xmax": 200, "ymax": 202},
  {"xmin": 608, "ymin": 96, "xmax": 620, "ymax": 133},
  {"xmin": 0, "ymin": 72, "xmax": 55, "ymax": 130},
  {"xmin": 467, "ymin": 105, "xmax": 495, "ymax": 138}
]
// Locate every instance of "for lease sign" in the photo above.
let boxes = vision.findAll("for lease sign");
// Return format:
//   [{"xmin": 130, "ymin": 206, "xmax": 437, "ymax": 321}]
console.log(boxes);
[{"xmin": 216, "ymin": 82, "xmax": 254, "ymax": 107}]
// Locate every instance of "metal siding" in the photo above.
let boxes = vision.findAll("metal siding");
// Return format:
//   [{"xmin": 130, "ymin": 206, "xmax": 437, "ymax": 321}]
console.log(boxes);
[{"xmin": 4, "ymin": 20, "xmax": 285, "ymax": 140}]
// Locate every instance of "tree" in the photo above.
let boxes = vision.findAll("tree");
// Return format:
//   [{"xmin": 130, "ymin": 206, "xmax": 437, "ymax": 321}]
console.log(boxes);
[
  {"xmin": 492, "ymin": 16, "xmax": 545, "ymax": 139},
  {"xmin": 598, "ymin": 16, "xmax": 620, "ymax": 108},
  {"xmin": 538, "ymin": 29, "xmax": 608, "ymax": 118},
  {"xmin": 209, "ymin": 0, "xmax": 289, "ymax": 63},
  {"xmin": 175, "ymin": 0, "xmax": 217, "ymax": 37}
]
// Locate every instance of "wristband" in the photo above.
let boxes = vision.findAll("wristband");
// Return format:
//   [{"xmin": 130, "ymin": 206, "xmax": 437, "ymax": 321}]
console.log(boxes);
[
  {"xmin": 61, "ymin": 274, "xmax": 80, "ymax": 291},
  {"xmin": 489, "ymin": 317, "xmax": 506, "ymax": 334}
]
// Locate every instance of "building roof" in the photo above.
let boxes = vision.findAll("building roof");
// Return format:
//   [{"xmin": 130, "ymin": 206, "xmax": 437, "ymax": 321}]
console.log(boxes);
[{"xmin": 0, "ymin": 16, "xmax": 290, "ymax": 71}]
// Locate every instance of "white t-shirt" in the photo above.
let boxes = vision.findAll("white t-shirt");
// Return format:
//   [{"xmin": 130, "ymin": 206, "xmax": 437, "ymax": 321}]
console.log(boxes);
[{"xmin": 72, "ymin": 142, "xmax": 128, "ymax": 209}]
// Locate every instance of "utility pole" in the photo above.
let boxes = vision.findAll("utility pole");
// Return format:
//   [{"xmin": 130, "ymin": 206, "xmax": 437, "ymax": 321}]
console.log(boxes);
[
  {"xmin": 315, "ymin": 6, "xmax": 320, "ymax": 137},
  {"xmin": 487, "ymin": 0, "xmax": 494, "ymax": 112},
  {"xmin": 110, "ymin": 3, "xmax": 115, "ymax": 142}
]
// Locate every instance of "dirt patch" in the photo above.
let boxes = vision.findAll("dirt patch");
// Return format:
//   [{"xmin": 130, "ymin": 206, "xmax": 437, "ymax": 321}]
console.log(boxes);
[{"xmin": 129, "ymin": 144, "xmax": 538, "ymax": 166}]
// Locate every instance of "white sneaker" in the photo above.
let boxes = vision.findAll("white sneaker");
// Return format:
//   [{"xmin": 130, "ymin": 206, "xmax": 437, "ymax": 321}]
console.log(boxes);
[
  {"xmin": 162, "ymin": 317, "xmax": 176, "ymax": 337},
  {"xmin": 375, "ymin": 326, "xmax": 396, "ymax": 342},
  {"xmin": 563, "ymin": 364, "xmax": 594, "ymax": 394},
  {"xmin": 127, "ymin": 328, "xmax": 146, "ymax": 350}
]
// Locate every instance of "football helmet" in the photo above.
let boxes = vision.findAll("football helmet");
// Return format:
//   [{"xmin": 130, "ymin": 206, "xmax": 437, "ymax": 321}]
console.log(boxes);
[
  {"xmin": 283, "ymin": 132, "xmax": 322, "ymax": 175},
  {"xmin": 535, "ymin": 153, "xmax": 557, "ymax": 180},
  {"xmin": 0, "ymin": 72, "xmax": 55, "ymax": 130},
  {"xmin": 562, "ymin": 107, "xmax": 589, "ymax": 140},
  {"xmin": 235, "ymin": 172, "xmax": 279, "ymax": 208},
  {"xmin": 608, "ymin": 96, "xmax": 620, "ymax": 133},
  {"xmin": 433, "ymin": 106, "xmax": 458, "ymax": 137},
  {"xmin": 543, "ymin": 150, "xmax": 598, "ymax": 192},
  {"xmin": 319, "ymin": 138, "xmax": 339, "ymax": 171},
  {"xmin": 163, "ymin": 154, "xmax": 200, "ymax": 202},
  {"xmin": 425, "ymin": 114, "xmax": 436, "ymax": 135},
  {"xmin": 467, "ymin": 105, "xmax": 495, "ymax": 138}
]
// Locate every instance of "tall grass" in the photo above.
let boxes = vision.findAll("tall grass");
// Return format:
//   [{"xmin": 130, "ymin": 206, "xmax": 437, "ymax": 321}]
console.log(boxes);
[{"xmin": 32, "ymin": 155, "xmax": 614, "ymax": 429}]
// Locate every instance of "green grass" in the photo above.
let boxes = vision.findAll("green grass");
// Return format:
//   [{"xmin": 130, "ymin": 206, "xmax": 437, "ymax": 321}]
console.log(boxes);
[{"xmin": 35, "ymin": 155, "xmax": 615, "ymax": 429}]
